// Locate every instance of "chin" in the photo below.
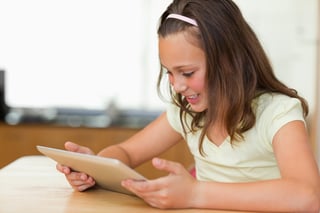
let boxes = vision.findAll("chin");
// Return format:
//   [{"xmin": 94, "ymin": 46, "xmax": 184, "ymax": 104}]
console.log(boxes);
[{"xmin": 190, "ymin": 105, "xmax": 207, "ymax": 113}]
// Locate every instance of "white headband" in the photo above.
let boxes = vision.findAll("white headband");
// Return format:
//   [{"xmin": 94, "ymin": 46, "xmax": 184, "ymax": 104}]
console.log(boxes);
[{"xmin": 166, "ymin": 13, "xmax": 198, "ymax": 26}]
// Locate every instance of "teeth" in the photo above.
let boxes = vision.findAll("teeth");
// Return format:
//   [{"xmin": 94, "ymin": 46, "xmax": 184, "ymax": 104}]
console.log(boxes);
[{"xmin": 187, "ymin": 95, "xmax": 197, "ymax": 99}]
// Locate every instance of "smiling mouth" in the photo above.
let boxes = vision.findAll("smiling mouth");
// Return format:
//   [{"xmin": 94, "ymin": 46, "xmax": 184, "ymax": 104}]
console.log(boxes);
[
  {"xmin": 185, "ymin": 94, "xmax": 199, "ymax": 104},
  {"xmin": 186, "ymin": 94, "xmax": 198, "ymax": 99}
]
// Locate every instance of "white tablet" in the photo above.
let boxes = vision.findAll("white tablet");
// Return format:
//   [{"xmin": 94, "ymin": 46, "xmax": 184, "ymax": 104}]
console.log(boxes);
[{"xmin": 36, "ymin": 145, "xmax": 146, "ymax": 195}]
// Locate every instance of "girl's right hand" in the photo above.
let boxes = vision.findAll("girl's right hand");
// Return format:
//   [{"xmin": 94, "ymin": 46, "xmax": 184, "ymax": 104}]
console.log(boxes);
[{"xmin": 56, "ymin": 141, "xmax": 96, "ymax": 191}]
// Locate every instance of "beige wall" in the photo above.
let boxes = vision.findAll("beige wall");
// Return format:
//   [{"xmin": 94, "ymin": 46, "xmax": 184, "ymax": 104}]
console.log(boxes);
[
  {"xmin": 315, "ymin": 0, "xmax": 320, "ymax": 164},
  {"xmin": 234, "ymin": 1, "xmax": 319, "ymax": 164},
  {"xmin": 310, "ymin": 0, "xmax": 320, "ymax": 164}
]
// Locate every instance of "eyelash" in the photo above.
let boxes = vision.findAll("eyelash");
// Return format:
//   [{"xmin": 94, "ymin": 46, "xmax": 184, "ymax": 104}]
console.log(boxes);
[
  {"xmin": 165, "ymin": 70, "xmax": 194, "ymax": 77},
  {"xmin": 182, "ymin": 71, "xmax": 194, "ymax": 77}
]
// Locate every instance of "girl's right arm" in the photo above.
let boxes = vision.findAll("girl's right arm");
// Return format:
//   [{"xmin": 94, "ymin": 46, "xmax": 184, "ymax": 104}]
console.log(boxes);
[{"xmin": 56, "ymin": 112, "xmax": 183, "ymax": 191}]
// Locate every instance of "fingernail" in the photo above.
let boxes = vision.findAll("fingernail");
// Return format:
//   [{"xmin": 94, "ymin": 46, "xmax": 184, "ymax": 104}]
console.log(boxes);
[
  {"xmin": 153, "ymin": 158, "xmax": 161, "ymax": 166},
  {"xmin": 80, "ymin": 174, "xmax": 87, "ymax": 180},
  {"xmin": 121, "ymin": 180, "xmax": 129, "ymax": 187}
]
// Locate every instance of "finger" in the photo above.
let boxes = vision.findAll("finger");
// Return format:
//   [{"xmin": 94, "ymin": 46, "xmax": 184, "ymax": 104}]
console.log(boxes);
[
  {"xmin": 121, "ymin": 179, "xmax": 156, "ymax": 202},
  {"xmin": 77, "ymin": 184, "xmax": 94, "ymax": 192},
  {"xmin": 152, "ymin": 158, "xmax": 184, "ymax": 175},
  {"xmin": 122, "ymin": 179, "xmax": 150, "ymax": 193},
  {"xmin": 68, "ymin": 172, "xmax": 93, "ymax": 183},
  {"xmin": 64, "ymin": 141, "xmax": 94, "ymax": 155},
  {"xmin": 56, "ymin": 163, "xmax": 94, "ymax": 186},
  {"xmin": 122, "ymin": 178, "xmax": 165, "ymax": 195},
  {"xmin": 69, "ymin": 179, "xmax": 95, "ymax": 192},
  {"xmin": 56, "ymin": 163, "xmax": 71, "ymax": 174},
  {"xmin": 67, "ymin": 172, "xmax": 95, "ymax": 191},
  {"xmin": 70, "ymin": 178, "xmax": 95, "ymax": 188},
  {"xmin": 122, "ymin": 179, "xmax": 170, "ymax": 209}
]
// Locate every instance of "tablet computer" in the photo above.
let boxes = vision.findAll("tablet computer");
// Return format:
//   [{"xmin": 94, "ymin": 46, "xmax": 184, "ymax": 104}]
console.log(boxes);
[{"xmin": 36, "ymin": 145, "xmax": 146, "ymax": 195}]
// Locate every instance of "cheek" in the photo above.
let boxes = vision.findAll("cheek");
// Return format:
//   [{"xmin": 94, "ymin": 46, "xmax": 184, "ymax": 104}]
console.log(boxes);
[
  {"xmin": 168, "ymin": 75, "xmax": 174, "ymax": 85},
  {"xmin": 189, "ymin": 76, "xmax": 206, "ymax": 92}
]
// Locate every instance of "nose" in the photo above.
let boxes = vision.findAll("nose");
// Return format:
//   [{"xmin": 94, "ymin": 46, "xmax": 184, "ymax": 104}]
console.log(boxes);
[{"xmin": 172, "ymin": 78, "xmax": 187, "ymax": 93}]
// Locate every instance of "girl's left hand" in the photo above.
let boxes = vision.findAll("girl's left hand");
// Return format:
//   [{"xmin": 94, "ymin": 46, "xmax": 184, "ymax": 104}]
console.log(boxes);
[{"xmin": 121, "ymin": 158, "xmax": 198, "ymax": 209}]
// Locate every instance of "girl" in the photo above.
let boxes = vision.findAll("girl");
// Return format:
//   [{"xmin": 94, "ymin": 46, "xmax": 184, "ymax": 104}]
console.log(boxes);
[{"xmin": 57, "ymin": 0, "xmax": 320, "ymax": 212}]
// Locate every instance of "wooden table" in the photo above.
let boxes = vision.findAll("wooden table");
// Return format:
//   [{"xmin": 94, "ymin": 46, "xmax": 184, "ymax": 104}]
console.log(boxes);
[{"xmin": 0, "ymin": 156, "xmax": 247, "ymax": 213}]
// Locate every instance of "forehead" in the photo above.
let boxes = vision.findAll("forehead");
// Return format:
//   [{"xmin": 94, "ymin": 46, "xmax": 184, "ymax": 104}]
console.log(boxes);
[{"xmin": 159, "ymin": 32, "xmax": 205, "ymax": 69}]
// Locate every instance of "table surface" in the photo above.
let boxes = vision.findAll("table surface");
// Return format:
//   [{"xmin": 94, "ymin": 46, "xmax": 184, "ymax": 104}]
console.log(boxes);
[{"xmin": 0, "ymin": 156, "xmax": 249, "ymax": 213}]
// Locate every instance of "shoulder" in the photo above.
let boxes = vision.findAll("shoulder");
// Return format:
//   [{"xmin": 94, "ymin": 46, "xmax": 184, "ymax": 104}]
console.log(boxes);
[
  {"xmin": 253, "ymin": 93, "xmax": 304, "ymax": 120},
  {"xmin": 166, "ymin": 103, "xmax": 197, "ymax": 135},
  {"xmin": 253, "ymin": 93, "xmax": 306, "ymax": 144},
  {"xmin": 166, "ymin": 103, "xmax": 183, "ymax": 133}
]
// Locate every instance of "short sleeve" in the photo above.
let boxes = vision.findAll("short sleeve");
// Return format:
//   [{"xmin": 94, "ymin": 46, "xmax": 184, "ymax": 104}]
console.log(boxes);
[
  {"xmin": 256, "ymin": 94, "xmax": 306, "ymax": 150},
  {"xmin": 166, "ymin": 103, "xmax": 184, "ymax": 134},
  {"xmin": 268, "ymin": 98, "xmax": 305, "ymax": 140}
]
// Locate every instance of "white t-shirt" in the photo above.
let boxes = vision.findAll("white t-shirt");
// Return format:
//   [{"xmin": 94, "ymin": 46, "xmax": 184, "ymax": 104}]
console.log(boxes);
[{"xmin": 166, "ymin": 93, "xmax": 305, "ymax": 182}]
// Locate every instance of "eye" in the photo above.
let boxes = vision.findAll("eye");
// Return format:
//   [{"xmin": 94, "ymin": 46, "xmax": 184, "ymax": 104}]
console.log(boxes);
[{"xmin": 182, "ymin": 71, "xmax": 194, "ymax": 77}]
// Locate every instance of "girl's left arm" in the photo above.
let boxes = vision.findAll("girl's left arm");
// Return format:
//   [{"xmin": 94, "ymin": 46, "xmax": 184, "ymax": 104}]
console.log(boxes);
[
  {"xmin": 193, "ymin": 120, "xmax": 320, "ymax": 212},
  {"xmin": 123, "ymin": 120, "xmax": 320, "ymax": 212}
]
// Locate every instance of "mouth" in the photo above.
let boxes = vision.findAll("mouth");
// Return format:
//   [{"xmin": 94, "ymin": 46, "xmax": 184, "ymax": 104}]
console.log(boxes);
[{"xmin": 185, "ymin": 94, "xmax": 199, "ymax": 104}]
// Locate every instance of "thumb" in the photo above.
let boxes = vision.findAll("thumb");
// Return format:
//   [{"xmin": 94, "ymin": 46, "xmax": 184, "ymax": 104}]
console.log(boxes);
[
  {"xmin": 64, "ymin": 141, "xmax": 94, "ymax": 155},
  {"xmin": 152, "ymin": 158, "xmax": 183, "ymax": 175}
]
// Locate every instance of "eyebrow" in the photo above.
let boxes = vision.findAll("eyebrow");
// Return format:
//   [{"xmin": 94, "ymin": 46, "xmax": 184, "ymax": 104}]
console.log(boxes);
[{"xmin": 161, "ymin": 64, "xmax": 196, "ymax": 71}]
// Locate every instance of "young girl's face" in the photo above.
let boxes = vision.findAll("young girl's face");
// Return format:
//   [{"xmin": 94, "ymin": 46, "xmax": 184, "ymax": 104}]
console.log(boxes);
[{"xmin": 159, "ymin": 32, "xmax": 208, "ymax": 112}]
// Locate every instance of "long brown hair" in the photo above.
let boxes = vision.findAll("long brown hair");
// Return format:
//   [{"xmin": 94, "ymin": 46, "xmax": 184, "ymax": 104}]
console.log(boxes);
[{"xmin": 157, "ymin": 0, "xmax": 308, "ymax": 155}]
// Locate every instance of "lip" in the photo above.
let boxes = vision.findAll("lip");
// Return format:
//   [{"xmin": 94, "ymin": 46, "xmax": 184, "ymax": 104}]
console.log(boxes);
[{"xmin": 185, "ymin": 94, "xmax": 199, "ymax": 105}]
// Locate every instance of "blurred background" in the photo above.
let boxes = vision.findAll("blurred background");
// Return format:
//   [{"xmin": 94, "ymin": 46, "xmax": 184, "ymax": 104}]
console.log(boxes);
[{"xmin": 0, "ymin": 0, "xmax": 319, "ymax": 165}]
